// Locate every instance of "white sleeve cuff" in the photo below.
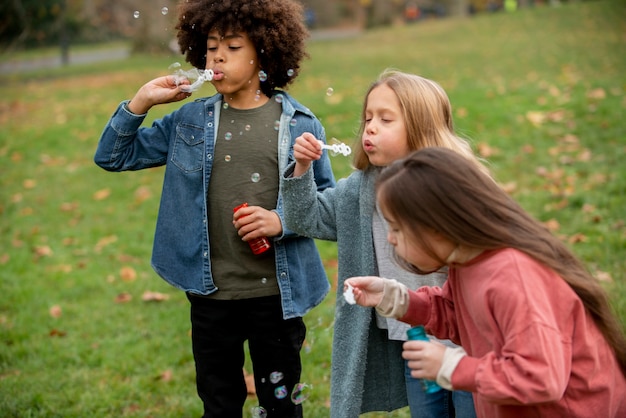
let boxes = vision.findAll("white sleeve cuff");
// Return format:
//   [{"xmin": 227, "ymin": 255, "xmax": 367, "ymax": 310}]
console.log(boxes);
[
  {"xmin": 375, "ymin": 278, "xmax": 409, "ymax": 318},
  {"xmin": 436, "ymin": 346, "xmax": 467, "ymax": 390}
]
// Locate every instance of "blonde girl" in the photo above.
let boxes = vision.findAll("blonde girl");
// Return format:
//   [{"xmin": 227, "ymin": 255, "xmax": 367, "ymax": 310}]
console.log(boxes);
[{"xmin": 282, "ymin": 70, "xmax": 485, "ymax": 417}]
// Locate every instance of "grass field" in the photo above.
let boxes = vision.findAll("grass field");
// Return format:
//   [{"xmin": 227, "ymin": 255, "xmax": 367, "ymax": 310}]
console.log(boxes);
[{"xmin": 1, "ymin": 1, "xmax": 625, "ymax": 417}]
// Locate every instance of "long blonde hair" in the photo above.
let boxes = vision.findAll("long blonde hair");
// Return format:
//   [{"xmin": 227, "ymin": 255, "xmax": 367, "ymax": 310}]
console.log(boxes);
[{"xmin": 353, "ymin": 69, "xmax": 487, "ymax": 175}]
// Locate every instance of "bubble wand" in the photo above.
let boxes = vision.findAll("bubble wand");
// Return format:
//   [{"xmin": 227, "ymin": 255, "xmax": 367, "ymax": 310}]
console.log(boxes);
[{"xmin": 319, "ymin": 138, "xmax": 351, "ymax": 157}]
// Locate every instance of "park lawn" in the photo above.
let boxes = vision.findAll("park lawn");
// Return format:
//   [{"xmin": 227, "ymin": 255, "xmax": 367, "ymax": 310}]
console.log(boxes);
[{"xmin": 0, "ymin": 1, "xmax": 624, "ymax": 417}]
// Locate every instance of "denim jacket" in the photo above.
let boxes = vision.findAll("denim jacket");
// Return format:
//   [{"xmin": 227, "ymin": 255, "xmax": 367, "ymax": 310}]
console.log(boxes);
[{"xmin": 94, "ymin": 91, "xmax": 335, "ymax": 319}]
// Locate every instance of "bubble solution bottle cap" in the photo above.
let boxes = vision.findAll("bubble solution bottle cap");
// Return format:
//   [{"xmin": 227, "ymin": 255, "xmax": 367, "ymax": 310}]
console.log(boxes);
[
  {"xmin": 406, "ymin": 325, "xmax": 443, "ymax": 394},
  {"xmin": 233, "ymin": 203, "xmax": 271, "ymax": 255}
]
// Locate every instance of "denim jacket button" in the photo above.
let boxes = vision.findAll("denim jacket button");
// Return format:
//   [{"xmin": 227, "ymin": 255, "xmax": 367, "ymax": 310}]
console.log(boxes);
[{"xmin": 207, "ymin": 153, "xmax": 212, "ymax": 160}]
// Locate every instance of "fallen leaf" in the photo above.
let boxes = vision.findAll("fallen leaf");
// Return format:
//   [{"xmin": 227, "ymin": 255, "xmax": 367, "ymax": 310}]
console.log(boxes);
[
  {"xmin": 543, "ymin": 219, "xmax": 560, "ymax": 232},
  {"xmin": 114, "ymin": 293, "xmax": 132, "ymax": 303},
  {"xmin": 93, "ymin": 188, "xmax": 111, "ymax": 201},
  {"xmin": 142, "ymin": 291, "xmax": 170, "ymax": 302},
  {"xmin": 567, "ymin": 233, "xmax": 587, "ymax": 244},
  {"xmin": 156, "ymin": 369, "xmax": 173, "ymax": 382},
  {"xmin": 94, "ymin": 235, "xmax": 117, "ymax": 252},
  {"xmin": 23, "ymin": 179, "xmax": 36, "ymax": 189},
  {"xmin": 120, "ymin": 266, "xmax": 137, "ymax": 282},
  {"xmin": 595, "ymin": 271, "xmax": 613, "ymax": 282},
  {"xmin": 34, "ymin": 245, "xmax": 53, "ymax": 257},
  {"xmin": 49, "ymin": 305, "xmax": 62, "ymax": 318},
  {"xmin": 49, "ymin": 329, "xmax": 67, "ymax": 337},
  {"xmin": 586, "ymin": 88, "xmax": 606, "ymax": 100}
]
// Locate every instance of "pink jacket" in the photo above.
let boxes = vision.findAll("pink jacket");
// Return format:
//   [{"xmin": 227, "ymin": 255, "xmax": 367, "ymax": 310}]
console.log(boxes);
[{"xmin": 403, "ymin": 248, "xmax": 626, "ymax": 418}]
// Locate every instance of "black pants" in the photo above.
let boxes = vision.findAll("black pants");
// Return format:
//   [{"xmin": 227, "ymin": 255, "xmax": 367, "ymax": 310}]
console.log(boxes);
[{"xmin": 187, "ymin": 294, "xmax": 306, "ymax": 418}]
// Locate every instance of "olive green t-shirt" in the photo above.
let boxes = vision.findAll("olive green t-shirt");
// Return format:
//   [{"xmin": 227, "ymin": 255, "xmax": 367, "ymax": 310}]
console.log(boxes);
[{"xmin": 206, "ymin": 98, "xmax": 282, "ymax": 299}]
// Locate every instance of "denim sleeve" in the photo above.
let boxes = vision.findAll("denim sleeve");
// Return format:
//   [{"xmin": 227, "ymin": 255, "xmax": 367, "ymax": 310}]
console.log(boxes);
[{"xmin": 94, "ymin": 101, "xmax": 170, "ymax": 171}]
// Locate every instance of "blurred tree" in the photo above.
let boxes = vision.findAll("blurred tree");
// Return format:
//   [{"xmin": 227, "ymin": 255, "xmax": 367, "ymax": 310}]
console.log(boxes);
[{"xmin": 0, "ymin": 0, "xmax": 83, "ymax": 50}]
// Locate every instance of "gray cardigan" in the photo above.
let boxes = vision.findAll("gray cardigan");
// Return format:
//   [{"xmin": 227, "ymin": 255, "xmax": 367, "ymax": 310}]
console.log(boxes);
[{"xmin": 282, "ymin": 164, "xmax": 407, "ymax": 417}]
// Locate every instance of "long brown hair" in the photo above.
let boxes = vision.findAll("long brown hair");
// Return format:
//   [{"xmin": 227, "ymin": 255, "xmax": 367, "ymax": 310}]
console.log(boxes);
[
  {"xmin": 353, "ymin": 69, "xmax": 487, "ymax": 176},
  {"xmin": 377, "ymin": 147, "xmax": 626, "ymax": 375}
]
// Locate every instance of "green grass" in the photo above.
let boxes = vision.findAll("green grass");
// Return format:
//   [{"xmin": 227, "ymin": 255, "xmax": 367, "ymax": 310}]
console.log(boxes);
[{"xmin": 1, "ymin": 2, "xmax": 625, "ymax": 416}]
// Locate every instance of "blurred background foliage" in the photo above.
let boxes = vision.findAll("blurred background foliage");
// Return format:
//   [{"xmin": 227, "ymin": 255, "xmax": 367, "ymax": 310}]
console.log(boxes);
[{"xmin": 1, "ymin": 0, "xmax": 571, "ymax": 55}]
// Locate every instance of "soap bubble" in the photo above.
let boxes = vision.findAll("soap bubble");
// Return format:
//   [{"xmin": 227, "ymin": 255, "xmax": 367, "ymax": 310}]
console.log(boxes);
[
  {"xmin": 225, "ymin": 132, "xmax": 232, "ymax": 141},
  {"xmin": 245, "ymin": 124, "xmax": 251, "ymax": 131},
  {"xmin": 251, "ymin": 406, "xmax": 267, "ymax": 418},
  {"xmin": 274, "ymin": 94, "xmax": 283, "ymax": 104},
  {"xmin": 287, "ymin": 69, "xmax": 295, "ymax": 77},
  {"xmin": 224, "ymin": 155, "xmax": 231, "ymax": 162},
  {"xmin": 133, "ymin": 11, "xmax": 140, "ymax": 18},
  {"xmin": 161, "ymin": 7, "xmax": 169, "ymax": 15},
  {"xmin": 326, "ymin": 87, "xmax": 334, "ymax": 96},
  {"xmin": 251, "ymin": 173, "xmax": 261, "ymax": 183},
  {"xmin": 274, "ymin": 385, "xmax": 288, "ymax": 399},
  {"xmin": 291, "ymin": 383, "xmax": 312, "ymax": 405},
  {"xmin": 258, "ymin": 70, "xmax": 268, "ymax": 82},
  {"xmin": 269, "ymin": 371, "xmax": 284, "ymax": 384},
  {"xmin": 289, "ymin": 118, "xmax": 297, "ymax": 127},
  {"xmin": 261, "ymin": 277, "xmax": 267, "ymax": 284}
]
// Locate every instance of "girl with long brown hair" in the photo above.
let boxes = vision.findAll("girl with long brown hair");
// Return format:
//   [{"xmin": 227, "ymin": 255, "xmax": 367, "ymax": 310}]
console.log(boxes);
[{"xmin": 346, "ymin": 147, "xmax": 626, "ymax": 418}]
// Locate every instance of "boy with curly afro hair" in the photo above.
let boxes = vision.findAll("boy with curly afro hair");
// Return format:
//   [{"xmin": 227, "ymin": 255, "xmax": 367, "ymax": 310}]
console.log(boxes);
[{"xmin": 94, "ymin": 1, "xmax": 335, "ymax": 417}]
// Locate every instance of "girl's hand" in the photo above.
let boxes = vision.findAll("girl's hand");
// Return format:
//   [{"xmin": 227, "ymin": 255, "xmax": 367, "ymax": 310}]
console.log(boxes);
[
  {"xmin": 343, "ymin": 276, "xmax": 386, "ymax": 307},
  {"xmin": 293, "ymin": 132, "xmax": 323, "ymax": 177},
  {"xmin": 127, "ymin": 76, "xmax": 192, "ymax": 114},
  {"xmin": 233, "ymin": 205, "xmax": 282, "ymax": 241},
  {"xmin": 402, "ymin": 339, "xmax": 446, "ymax": 381}
]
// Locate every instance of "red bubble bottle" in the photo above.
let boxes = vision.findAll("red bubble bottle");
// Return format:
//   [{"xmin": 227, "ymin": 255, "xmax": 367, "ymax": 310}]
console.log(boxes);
[{"xmin": 233, "ymin": 203, "xmax": 272, "ymax": 255}]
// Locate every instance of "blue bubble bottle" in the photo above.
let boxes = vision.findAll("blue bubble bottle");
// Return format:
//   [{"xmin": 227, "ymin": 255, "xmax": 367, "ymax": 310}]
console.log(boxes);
[{"xmin": 406, "ymin": 325, "xmax": 443, "ymax": 394}]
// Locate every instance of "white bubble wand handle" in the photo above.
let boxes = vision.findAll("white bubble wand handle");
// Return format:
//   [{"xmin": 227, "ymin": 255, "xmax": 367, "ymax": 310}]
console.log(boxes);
[{"xmin": 319, "ymin": 140, "xmax": 351, "ymax": 157}]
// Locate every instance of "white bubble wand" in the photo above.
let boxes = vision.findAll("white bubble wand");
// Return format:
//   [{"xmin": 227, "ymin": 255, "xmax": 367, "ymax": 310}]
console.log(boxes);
[
  {"xmin": 169, "ymin": 62, "xmax": 214, "ymax": 93},
  {"xmin": 319, "ymin": 138, "xmax": 352, "ymax": 157}
]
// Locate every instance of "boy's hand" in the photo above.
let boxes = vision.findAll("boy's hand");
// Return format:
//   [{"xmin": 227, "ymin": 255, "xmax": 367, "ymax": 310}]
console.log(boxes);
[
  {"xmin": 343, "ymin": 276, "xmax": 386, "ymax": 307},
  {"xmin": 402, "ymin": 340, "xmax": 446, "ymax": 381},
  {"xmin": 233, "ymin": 205, "xmax": 282, "ymax": 241},
  {"xmin": 127, "ymin": 76, "xmax": 192, "ymax": 114},
  {"xmin": 293, "ymin": 132, "xmax": 323, "ymax": 177}
]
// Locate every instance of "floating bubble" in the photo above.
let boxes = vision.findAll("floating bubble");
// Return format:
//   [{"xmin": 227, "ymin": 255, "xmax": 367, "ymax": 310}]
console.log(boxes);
[
  {"xmin": 287, "ymin": 69, "xmax": 295, "ymax": 77},
  {"xmin": 161, "ymin": 7, "xmax": 169, "ymax": 15},
  {"xmin": 225, "ymin": 132, "xmax": 232, "ymax": 141},
  {"xmin": 274, "ymin": 121, "xmax": 280, "ymax": 131},
  {"xmin": 223, "ymin": 103, "xmax": 229, "ymax": 110},
  {"xmin": 326, "ymin": 87, "xmax": 334, "ymax": 96},
  {"xmin": 258, "ymin": 70, "xmax": 268, "ymax": 82},
  {"xmin": 251, "ymin": 406, "xmax": 267, "ymax": 418},
  {"xmin": 269, "ymin": 371, "xmax": 284, "ymax": 384},
  {"xmin": 289, "ymin": 118, "xmax": 297, "ymax": 127},
  {"xmin": 274, "ymin": 94, "xmax": 283, "ymax": 104},
  {"xmin": 245, "ymin": 124, "xmax": 251, "ymax": 131},
  {"xmin": 224, "ymin": 155, "xmax": 231, "ymax": 162},
  {"xmin": 251, "ymin": 173, "xmax": 261, "ymax": 183},
  {"xmin": 274, "ymin": 385, "xmax": 288, "ymax": 399},
  {"xmin": 291, "ymin": 383, "xmax": 312, "ymax": 405},
  {"xmin": 261, "ymin": 277, "xmax": 267, "ymax": 284},
  {"xmin": 133, "ymin": 11, "xmax": 140, "ymax": 19}
]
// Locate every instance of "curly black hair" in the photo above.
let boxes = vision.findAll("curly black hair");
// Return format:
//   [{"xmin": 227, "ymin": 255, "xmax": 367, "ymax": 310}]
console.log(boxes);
[{"xmin": 175, "ymin": 0, "xmax": 309, "ymax": 96}]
